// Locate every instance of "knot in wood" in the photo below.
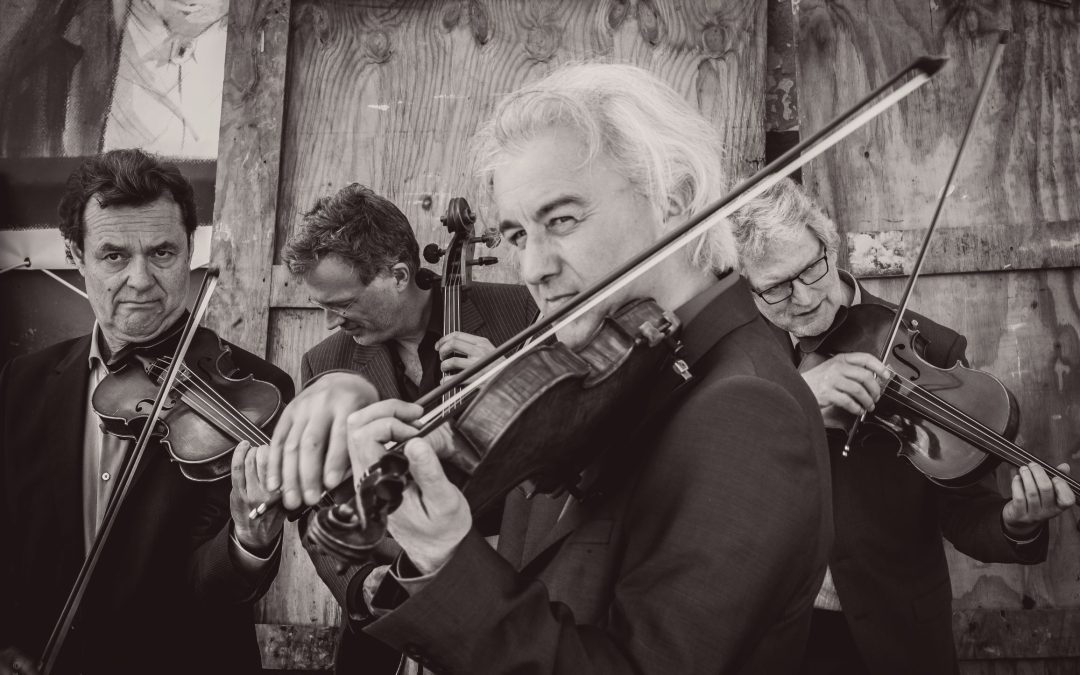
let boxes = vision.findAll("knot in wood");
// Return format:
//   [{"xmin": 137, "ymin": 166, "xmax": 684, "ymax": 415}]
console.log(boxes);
[
  {"xmin": 469, "ymin": 0, "xmax": 492, "ymax": 45},
  {"xmin": 701, "ymin": 21, "xmax": 732, "ymax": 56},
  {"xmin": 525, "ymin": 25, "xmax": 560, "ymax": 62},
  {"xmin": 607, "ymin": 0, "xmax": 629, "ymax": 30},
  {"xmin": 442, "ymin": 3, "xmax": 462, "ymax": 30},
  {"xmin": 364, "ymin": 30, "xmax": 392, "ymax": 64},
  {"xmin": 636, "ymin": 0, "xmax": 661, "ymax": 45}
]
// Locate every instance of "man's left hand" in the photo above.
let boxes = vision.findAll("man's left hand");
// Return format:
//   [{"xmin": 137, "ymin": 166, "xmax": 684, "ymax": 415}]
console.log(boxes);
[
  {"xmin": 1002, "ymin": 462, "xmax": 1076, "ymax": 538},
  {"xmin": 231, "ymin": 441, "xmax": 285, "ymax": 554},
  {"xmin": 436, "ymin": 331, "xmax": 503, "ymax": 382}
]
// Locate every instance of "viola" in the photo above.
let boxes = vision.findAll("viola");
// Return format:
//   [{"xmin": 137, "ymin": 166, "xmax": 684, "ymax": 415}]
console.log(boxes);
[
  {"xmin": 808, "ymin": 303, "xmax": 1080, "ymax": 492},
  {"xmin": 92, "ymin": 324, "xmax": 284, "ymax": 480}
]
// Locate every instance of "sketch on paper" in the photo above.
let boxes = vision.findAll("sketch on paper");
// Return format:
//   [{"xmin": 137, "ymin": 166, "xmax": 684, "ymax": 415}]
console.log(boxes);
[{"xmin": 0, "ymin": 0, "xmax": 229, "ymax": 268}]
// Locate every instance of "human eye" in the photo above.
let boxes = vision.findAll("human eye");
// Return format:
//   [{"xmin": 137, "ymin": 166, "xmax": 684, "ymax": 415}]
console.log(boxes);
[
  {"xmin": 152, "ymin": 247, "xmax": 177, "ymax": 261},
  {"xmin": 504, "ymin": 228, "xmax": 527, "ymax": 248},
  {"xmin": 547, "ymin": 214, "xmax": 579, "ymax": 232}
]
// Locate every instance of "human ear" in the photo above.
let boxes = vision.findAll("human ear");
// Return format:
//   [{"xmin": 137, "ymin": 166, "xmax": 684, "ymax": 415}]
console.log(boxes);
[
  {"xmin": 68, "ymin": 241, "xmax": 86, "ymax": 276},
  {"xmin": 390, "ymin": 262, "xmax": 411, "ymax": 290}
]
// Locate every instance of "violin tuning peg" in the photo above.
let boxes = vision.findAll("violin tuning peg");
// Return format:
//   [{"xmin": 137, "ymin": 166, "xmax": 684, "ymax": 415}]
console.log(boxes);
[
  {"xmin": 423, "ymin": 244, "xmax": 445, "ymax": 264},
  {"xmin": 468, "ymin": 256, "xmax": 498, "ymax": 267}
]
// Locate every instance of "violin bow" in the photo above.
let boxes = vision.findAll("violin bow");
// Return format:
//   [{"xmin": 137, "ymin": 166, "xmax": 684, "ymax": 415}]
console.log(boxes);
[
  {"xmin": 843, "ymin": 31, "xmax": 1010, "ymax": 455},
  {"xmin": 40, "ymin": 267, "xmax": 221, "ymax": 674},
  {"xmin": 253, "ymin": 54, "xmax": 948, "ymax": 519}
]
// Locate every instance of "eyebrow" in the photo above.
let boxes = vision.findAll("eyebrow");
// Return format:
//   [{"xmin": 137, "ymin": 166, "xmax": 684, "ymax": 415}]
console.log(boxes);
[{"xmin": 497, "ymin": 195, "xmax": 586, "ymax": 234}]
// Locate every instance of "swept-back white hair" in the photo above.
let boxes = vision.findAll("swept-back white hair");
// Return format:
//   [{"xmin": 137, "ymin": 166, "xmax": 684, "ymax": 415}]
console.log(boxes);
[
  {"xmin": 730, "ymin": 177, "xmax": 841, "ymax": 271},
  {"xmin": 472, "ymin": 62, "xmax": 737, "ymax": 274}
]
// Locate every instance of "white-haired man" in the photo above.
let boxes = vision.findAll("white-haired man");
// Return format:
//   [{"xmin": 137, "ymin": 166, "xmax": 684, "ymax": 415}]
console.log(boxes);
[
  {"xmin": 733, "ymin": 177, "xmax": 1074, "ymax": 675},
  {"xmin": 264, "ymin": 64, "xmax": 834, "ymax": 674}
]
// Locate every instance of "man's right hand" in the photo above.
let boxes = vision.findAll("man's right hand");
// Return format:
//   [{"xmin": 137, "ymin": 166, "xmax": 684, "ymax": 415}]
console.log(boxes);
[
  {"xmin": 0, "ymin": 646, "xmax": 40, "ymax": 675},
  {"xmin": 265, "ymin": 372, "xmax": 380, "ymax": 510},
  {"xmin": 801, "ymin": 352, "xmax": 891, "ymax": 428}
]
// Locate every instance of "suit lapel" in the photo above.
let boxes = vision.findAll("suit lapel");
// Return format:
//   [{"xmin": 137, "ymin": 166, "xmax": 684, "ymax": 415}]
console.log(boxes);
[
  {"xmin": 44, "ymin": 336, "xmax": 93, "ymax": 559},
  {"xmin": 347, "ymin": 342, "xmax": 402, "ymax": 400},
  {"xmin": 459, "ymin": 289, "xmax": 487, "ymax": 337}
]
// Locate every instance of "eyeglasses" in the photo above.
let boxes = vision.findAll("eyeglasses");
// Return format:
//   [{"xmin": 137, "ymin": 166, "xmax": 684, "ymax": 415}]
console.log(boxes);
[
  {"xmin": 308, "ymin": 296, "xmax": 356, "ymax": 318},
  {"xmin": 754, "ymin": 251, "xmax": 830, "ymax": 305}
]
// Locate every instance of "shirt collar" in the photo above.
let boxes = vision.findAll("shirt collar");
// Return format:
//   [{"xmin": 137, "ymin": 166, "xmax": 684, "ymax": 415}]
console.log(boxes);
[
  {"xmin": 674, "ymin": 270, "xmax": 738, "ymax": 329},
  {"xmin": 88, "ymin": 323, "xmax": 106, "ymax": 371}
]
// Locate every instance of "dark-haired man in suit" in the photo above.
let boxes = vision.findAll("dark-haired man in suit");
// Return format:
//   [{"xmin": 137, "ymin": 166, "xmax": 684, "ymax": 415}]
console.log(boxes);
[
  {"xmin": 279, "ymin": 183, "xmax": 535, "ymax": 673},
  {"xmin": 733, "ymin": 177, "xmax": 1075, "ymax": 675},
  {"xmin": 0, "ymin": 148, "xmax": 293, "ymax": 675}
]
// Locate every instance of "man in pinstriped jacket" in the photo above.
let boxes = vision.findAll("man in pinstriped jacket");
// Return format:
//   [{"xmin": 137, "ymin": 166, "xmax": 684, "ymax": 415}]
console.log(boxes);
[{"xmin": 280, "ymin": 183, "xmax": 535, "ymax": 673}]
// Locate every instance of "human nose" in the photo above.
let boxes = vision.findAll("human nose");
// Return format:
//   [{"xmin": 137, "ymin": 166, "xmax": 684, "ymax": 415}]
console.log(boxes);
[
  {"xmin": 789, "ymin": 279, "xmax": 814, "ymax": 306},
  {"xmin": 125, "ymin": 256, "xmax": 155, "ymax": 292},
  {"xmin": 518, "ymin": 235, "xmax": 560, "ymax": 288}
]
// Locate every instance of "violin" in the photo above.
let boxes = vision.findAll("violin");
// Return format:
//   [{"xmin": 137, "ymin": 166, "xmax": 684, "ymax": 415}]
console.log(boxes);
[
  {"xmin": 809, "ymin": 303, "xmax": 1080, "ymax": 493},
  {"xmin": 257, "ymin": 55, "xmax": 946, "ymax": 566},
  {"xmin": 91, "ymin": 324, "xmax": 284, "ymax": 480},
  {"xmin": 304, "ymin": 299, "xmax": 683, "ymax": 563},
  {"xmin": 807, "ymin": 31, "xmax": 1077, "ymax": 494}
]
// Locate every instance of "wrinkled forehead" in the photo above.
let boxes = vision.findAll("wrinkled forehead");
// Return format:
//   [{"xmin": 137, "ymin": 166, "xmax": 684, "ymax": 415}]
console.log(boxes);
[{"xmin": 82, "ymin": 197, "xmax": 187, "ymax": 244}]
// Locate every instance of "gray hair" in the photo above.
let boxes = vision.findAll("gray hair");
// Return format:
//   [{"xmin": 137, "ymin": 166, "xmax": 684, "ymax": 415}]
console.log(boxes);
[
  {"xmin": 472, "ymin": 62, "xmax": 738, "ymax": 274},
  {"xmin": 731, "ymin": 177, "xmax": 841, "ymax": 270}
]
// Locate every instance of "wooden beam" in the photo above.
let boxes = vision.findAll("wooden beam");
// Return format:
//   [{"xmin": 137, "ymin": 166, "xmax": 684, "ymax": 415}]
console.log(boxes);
[
  {"xmin": 204, "ymin": 0, "xmax": 291, "ymax": 356},
  {"xmin": 269, "ymin": 263, "xmax": 308, "ymax": 308},
  {"xmin": 846, "ymin": 220, "xmax": 1080, "ymax": 278},
  {"xmin": 955, "ymin": 609, "xmax": 1080, "ymax": 660},
  {"xmin": 256, "ymin": 624, "xmax": 336, "ymax": 670},
  {"xmin": 255, "ymin": 609, "xmax": 1080, "ymax": 669}
]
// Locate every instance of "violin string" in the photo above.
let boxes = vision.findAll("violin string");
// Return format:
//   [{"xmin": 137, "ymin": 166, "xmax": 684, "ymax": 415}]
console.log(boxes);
[
  {"xmin": 150, "ymin": 367, "xmax": 266, "ymax": 447},
  {"xmin": 882, "ymin": 369, "xmax": 1037, "ymax": 467},
  {"xmin": 147, "ymin": 360, "xmax": 270, "ymax": 445},
  {"xmin": 880, "ymin": 372, "xmax": 1034, "ymax": 467},
  {"xmin": 877, "ymin": 367, "xmax": 1077, "ymax": 487},
  {"xmin": 147, "ymin": 359, "xmax": 266, "ymax": 443},
  {"xmin": 168, "ymin": 367, "xmax": 270, "ymax": 445}
]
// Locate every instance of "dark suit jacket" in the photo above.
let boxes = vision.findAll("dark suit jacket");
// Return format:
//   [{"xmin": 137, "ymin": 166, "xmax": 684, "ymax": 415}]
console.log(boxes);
[
  {"xmin": 0, "ymin": 332, "xmax": 294, "ymax": 675},
  {"xmin": 793, "ymin": 283, "xmax": 1048, "ymax": 675},
  {"xmin": 299, "ymin": 282, "xmax": 536, "ymax": 674},
  {"xmin": 358, "ymin": 278, "xmax": 834, "ymax": 674}
]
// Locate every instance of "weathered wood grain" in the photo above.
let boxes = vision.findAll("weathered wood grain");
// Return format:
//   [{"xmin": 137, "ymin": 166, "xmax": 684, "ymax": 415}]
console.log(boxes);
[
  {"xmin": 796, "ymin": 0, "xmax": 1080, "ymax": 237},
  {"xmin": 204, "ymin": 0, "xmax": 291, "ymax": 357},
  {"xmin": 847, "ymin": 220, "xmax": 1080, "ymax": 277},
  {"xmin": 275, "ymin": 0, "xmax": 767, "ymax": 285}
]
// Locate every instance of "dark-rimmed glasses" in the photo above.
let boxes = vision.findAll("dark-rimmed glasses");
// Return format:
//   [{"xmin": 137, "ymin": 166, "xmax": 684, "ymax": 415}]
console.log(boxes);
[{"xmin": 754, "ymin": 251, "xmax": 830, "ymax": 305}]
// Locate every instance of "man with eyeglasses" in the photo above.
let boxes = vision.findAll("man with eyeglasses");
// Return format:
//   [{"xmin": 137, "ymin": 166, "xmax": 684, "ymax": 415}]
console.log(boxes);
[
  {"xmin": 732, "ymin": 177, "xmax": 1074, "ymax": 675},
  {"xmin": 278, "ymin": 183, "xmax": 535, "ymax": 673}
]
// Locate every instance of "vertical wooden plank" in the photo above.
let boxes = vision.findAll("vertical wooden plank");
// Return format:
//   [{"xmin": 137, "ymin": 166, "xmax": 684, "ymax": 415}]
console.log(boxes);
[
  {"xmin": 205, "ymin": 0, "xmax": 291, "ymax": 355},
  {"xmin": 260, "ymin": 307, "xmax": 340, "ymax": 627}
]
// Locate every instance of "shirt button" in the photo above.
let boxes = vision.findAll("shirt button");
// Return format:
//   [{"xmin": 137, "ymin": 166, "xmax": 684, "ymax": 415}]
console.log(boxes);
[{"xmin": 101, "ymin": 472, "xmax": 111, "ymax": 481}]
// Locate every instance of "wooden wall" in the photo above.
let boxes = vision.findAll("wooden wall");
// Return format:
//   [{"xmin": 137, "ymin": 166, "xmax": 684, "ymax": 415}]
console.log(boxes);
[
  {"xmin": 203, "ymin": 0, "xmax": 768, "ymax": 666},
  {"xmin": 795, "ymin": 0, "xmax": 1080, "ymax": 671}
]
